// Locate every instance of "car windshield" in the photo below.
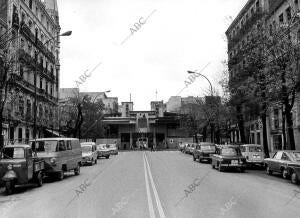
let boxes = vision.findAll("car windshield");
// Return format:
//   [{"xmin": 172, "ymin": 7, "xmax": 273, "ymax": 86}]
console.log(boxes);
[
  {"xmin": 249, "ymin": 146, "xmax": 262, "ymax": 152},
  {"xmin": 97, "ymin": 145, "xmax": 106, "ymax": 150},
  {"xmin": 221, "ymin": 148, "xmax": 237, "ymax": 156},
  {"xmin": 82, "ymin": 146, "xmax": 92, "ymax": 153},
  {"xmin": 31, "ymin": 140, "xmax": 58, "ymax": 152},
  {"xmin": 201, "ymin": 144, "xmax": 215, "ymax": 150},
  {"xmin": 3, "ymin": 147, "xmax": 25, "ymax": 159},
  {"xmin": 291, "ymin": 152, "xmax": 300, "ymax": 160}
]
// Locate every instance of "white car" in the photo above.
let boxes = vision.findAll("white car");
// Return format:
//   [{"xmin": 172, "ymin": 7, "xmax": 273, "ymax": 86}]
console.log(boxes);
[
  {"xmin": 107, "ymin": 143, "xmax": 118, "ymax": 155},
  {"xmin": 80, "ymin": 142, "xmax": 98, "ymax": 166},
  {"xmin": 97, "ymin": 144, "xmax": 110, "ymax": 159}
]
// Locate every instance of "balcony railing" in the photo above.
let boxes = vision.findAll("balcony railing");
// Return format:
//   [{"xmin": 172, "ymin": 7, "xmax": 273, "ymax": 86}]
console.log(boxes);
[
  {"xmin": 20, "ymin": 23, "xmax": 56, "ymax": 63},
  {"xmin": 228, "ymin": 9, "xmax": 264, "ymax": 50}
]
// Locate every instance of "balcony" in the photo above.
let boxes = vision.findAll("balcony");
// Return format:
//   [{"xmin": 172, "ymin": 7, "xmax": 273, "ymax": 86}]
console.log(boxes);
[
  {"xmin": 228, "ymin": 9, "xmax": 264, "ymax": 50},
  {"xmin": 20, "ymin": 23, "xmax": 35, "ymax": 43}
]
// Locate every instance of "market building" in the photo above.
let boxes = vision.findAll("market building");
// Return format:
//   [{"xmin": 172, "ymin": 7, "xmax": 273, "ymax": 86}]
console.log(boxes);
[{"xmin": 102, "ymin": 101, "xmax": 185, "ymax": 150}]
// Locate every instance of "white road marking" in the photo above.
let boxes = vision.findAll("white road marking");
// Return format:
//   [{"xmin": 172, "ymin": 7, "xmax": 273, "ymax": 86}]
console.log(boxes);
[
  {"xmin": 144, "ymin": 152, "xmax": 166, "ymax": 218},
  {"xmin": 143, "ymin": 153, "xmax": 156, "ymax": 218}
]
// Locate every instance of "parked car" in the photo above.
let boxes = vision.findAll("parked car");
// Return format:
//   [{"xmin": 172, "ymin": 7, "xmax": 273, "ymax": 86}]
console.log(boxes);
[
  {"xmin": 80, "ymin": 142, "xmax": 98, "ymax": 166},
  {"xmin": 240, "ymin": 144, "xmax": 264, "ymax": 167},
  {"xmin": 96, "ymin": 144, "xmax": 110, "ymax": 159},
  {"xmin": 0, "ymin": 144, "xmax": 45, "ymax": 195},
  {"xmin": 211, "ymin": 145, "xmax": 246, "ymax": 172},
  {"xmin": 30, "ymin": 138, "xmax": 82, "ymax": 180},
  {"xmin": 264, "ymin": 150, "xmax": 300, "ymax": 184},
  {"xmin": 183, "ymin": 143, "xmax": 190, "ymax": 154},
  {"xmin": 193, "ymin": 142, "xmax": 216, "ymax": 162},
  {"xmin": 178, "ymin": 142, "xmax": 185, "ymax": 152},
  {"xmin": 188, "ymin": 143, "xmax": 197, "ymax": 155},
  {"xmin": 107, "ymin": 143, "xmax": 118, "ymax": 155}
]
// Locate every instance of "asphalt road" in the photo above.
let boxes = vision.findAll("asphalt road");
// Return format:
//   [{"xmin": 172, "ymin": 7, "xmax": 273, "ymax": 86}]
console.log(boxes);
[{"xmin": 0, "ymin": 151, "xmax": 300, "ymax": 218}]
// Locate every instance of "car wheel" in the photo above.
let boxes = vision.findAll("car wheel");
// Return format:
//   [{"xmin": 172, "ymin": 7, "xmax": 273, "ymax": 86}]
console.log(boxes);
[
  {"xmin": 282, "ymin": 168, "xmax": 289, "ymax": 179},
  {"xmin": 291, "ymin": 171, "xmax": 299, "ymax": 184},
  {"xmin": 5, "ymin": 181, "xmax": 14, "ymax": 195},
  {"xmin": 57, "ymin": 171, "xmax": 64, "ymax": 180},
  {"xmin": 74, "ymin": 164, "xmax": 80, "ymax": 175},
  {"xmin": 36, "ymin": 172, "xmax": 43, "ymax": 187},
  {"xmin": 106, "ymin": 155, "xmax": 110, "ymax": 159},
  {"xmin": 266, "ymin": 166, "xmax": 272, "ymax": 175},
  {"xmin": 240, "ymin": 167, "xmax": 245, "ymax": 173},
  {"xmin": 193, "ymin": 155, "xmax": 196, "ymax": 161}
]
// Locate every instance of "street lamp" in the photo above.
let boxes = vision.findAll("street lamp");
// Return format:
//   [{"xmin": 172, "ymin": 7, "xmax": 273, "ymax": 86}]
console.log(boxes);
[
  {"xmin": 33, "ymin": 31, "xmax": 72, "ymax": 140},
  {"xmin": 187, "ymin": 71, "xmax": 213, "ymax": 96}
]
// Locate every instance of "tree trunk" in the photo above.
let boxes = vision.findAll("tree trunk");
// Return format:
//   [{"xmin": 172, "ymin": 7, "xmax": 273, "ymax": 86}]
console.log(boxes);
[
  {"xmin": 202, "ymin": 126, "xmax": 207, "ymax": 142},
  {"xmin": 281, "ymin": 107, "xmax": 287, "ymax": 150},
  {"xmin": 236, "ymin": 105, "xmax": 246, "ymax": 143},
  {"xmin": 0, "ymin": 113, "xmax": 3, "ymax": 151},
  {"xmin": 286, "ymin": 107, "xmax": 295, "ymax": 150},
  {"xmin": 261, "ymin": 112, "xmax": 270, "ymax": 158},
  {"xmin": 210, "ymin": 123, "xmax": 215, "ymax": 143}
]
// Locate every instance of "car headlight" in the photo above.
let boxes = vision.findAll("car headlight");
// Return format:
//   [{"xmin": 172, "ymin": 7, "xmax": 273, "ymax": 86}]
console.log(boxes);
[
  {"xmin": 7, "ymin": 164, "xmax": 12, "ymax": 170},
  {"xmin": 50, "ymin": 157, "xmax": 56, "ymax": 165}
]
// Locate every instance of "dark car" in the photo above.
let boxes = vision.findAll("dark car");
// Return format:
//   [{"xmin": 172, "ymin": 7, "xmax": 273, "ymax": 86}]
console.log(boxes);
[
  {"xmin": 264, "ymin": 150, "xmax": 300, "ymax": 184},
  {"xmin": 211, "ymin": 145, "xmax": 246, "ymax": 172},
  {"xmin": 0, "ymin": 144, "xmax": 45, "ymax": 194},
  {"xmin": 193, "ymin": 142, "xmax": 216, "ymax": 163}
]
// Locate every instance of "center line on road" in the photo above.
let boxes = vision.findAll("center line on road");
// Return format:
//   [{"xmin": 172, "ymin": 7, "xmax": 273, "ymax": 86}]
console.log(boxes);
[
  {"xmin": 143, "ymin": 152, "xmax": 155, "ymax": 218},
  {"xmin": 144, "ymin": 152, "xmax": 166, "ymax": 218}
]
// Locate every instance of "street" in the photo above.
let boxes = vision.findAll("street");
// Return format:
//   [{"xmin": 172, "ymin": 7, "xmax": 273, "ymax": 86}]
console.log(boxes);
[{"xmin": 0, "ymin": 151, "xmax": 300, "ymax": 218}]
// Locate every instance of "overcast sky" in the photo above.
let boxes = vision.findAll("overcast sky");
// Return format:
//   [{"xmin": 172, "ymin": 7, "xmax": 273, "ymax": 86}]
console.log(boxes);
[{"xmin": 57, "ymin": 0, "xmax": 248, "ymax": 110}]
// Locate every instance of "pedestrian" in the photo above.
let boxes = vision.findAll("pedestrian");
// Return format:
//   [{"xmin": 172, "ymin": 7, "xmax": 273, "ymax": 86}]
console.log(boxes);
[
  {"xmin": 150, "ymin": 143, "xmax": 153, "ymax": 152},
  {"xmin": 153, "ymin": 142, "xmax": 156, "ymax": 152}
]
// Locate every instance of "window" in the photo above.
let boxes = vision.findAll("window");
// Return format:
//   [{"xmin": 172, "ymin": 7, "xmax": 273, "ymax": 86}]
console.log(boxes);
[
  {"xmin": 18, "ymin": 128, "xmax": 23, "ymax": 142},
  {"xmin": 40, "ymin": 78, "xmax": 42, "ymax": 89},
  {"xmin": 274, "ymin": 108, "xmax": 279, "ymax": 129},
  {"xmin": 256, "ymin": 132, "xmax": 261, "ymax": 145},
  {"xmin": 26, "ymin": 99, "xmax": 31, "ymax": 116},
  {"xmin": 286, "ymin": 7, "xmax": 292, "ymax": 21},
  {"xmin": 29, "ymin": 0, "xmax": 33, "ymax": 9},
  {"xmin": 19, "ymin": 96, "xmax": 24, "ymax": 116},
  {"xmin": 279, "ymin": 13, "xmax": 284, "ymax": 23},
  {"xmin": 256, "ymin": 1, "xmax": 259, "ymax": 9},
  {"xmin": 274, "ymin": 151, "xmax": 283, "ymax": 159},
  {"xmin": 39, "ymin": 104, "xmax": 43, "ymax": 118},
  {"xmin": 57, "ymin": 141, "xmax": 66, "ymax": 151},
  {"xmin": 281, "ymin": 152, "xmax": 290, "ymax": 161},
  {"xmin": 27, "ymin": 148, "xmax": 32, "ymax": 158},
  {"xmin": 66, "ymin": 141, "xmax": 72, "ymax": 150}
]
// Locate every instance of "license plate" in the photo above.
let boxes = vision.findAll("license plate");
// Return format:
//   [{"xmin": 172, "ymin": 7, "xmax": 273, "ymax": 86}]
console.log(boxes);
[{"xmin": 231, "ymin": 160, "xmax": 239, "ymax": 165}]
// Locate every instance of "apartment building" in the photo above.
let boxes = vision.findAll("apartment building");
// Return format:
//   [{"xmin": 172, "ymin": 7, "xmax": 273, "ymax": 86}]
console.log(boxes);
[
  {"xmin": 0, "ymin": 0, "xmax": 61, "ymax": 144},
  {"xmin": 226, "ymin": 0, "xmax": 300, "ymax": 151}
]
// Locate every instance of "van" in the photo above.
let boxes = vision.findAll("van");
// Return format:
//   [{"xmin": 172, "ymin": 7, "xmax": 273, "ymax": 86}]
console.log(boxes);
[
  {"xmin": 30, "ymin": 138, "xmax": 82, "ymax": 180},
  {"xmin": 240, "ymin": 144, "xmax": 264, "ymax": 167},
  {"xmin": 81, "ymin": 142, "xmax": 98, "ymax": 165}
]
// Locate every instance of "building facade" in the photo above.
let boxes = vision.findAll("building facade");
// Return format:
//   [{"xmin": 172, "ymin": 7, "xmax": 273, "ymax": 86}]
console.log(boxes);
[
  {"xmin": 103, "ymin": 101, "xmax": 184, "ymax": 150},
  {"xmin": 0, "ymin": 0, "xmax": 61, "ymax": 145},
  {"xmin": 226, "ymin": 0, "xmax": 300, "ymax": 151}
]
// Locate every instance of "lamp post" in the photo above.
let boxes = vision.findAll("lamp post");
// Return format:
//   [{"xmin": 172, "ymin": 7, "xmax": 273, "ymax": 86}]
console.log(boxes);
[
  {"xmin": 187, "ymin": 71, "xmax": 213, "ymax": 96},
  {"xmin": 33, "ymin": 31, "xmax": 72, "ymax": 140}
]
